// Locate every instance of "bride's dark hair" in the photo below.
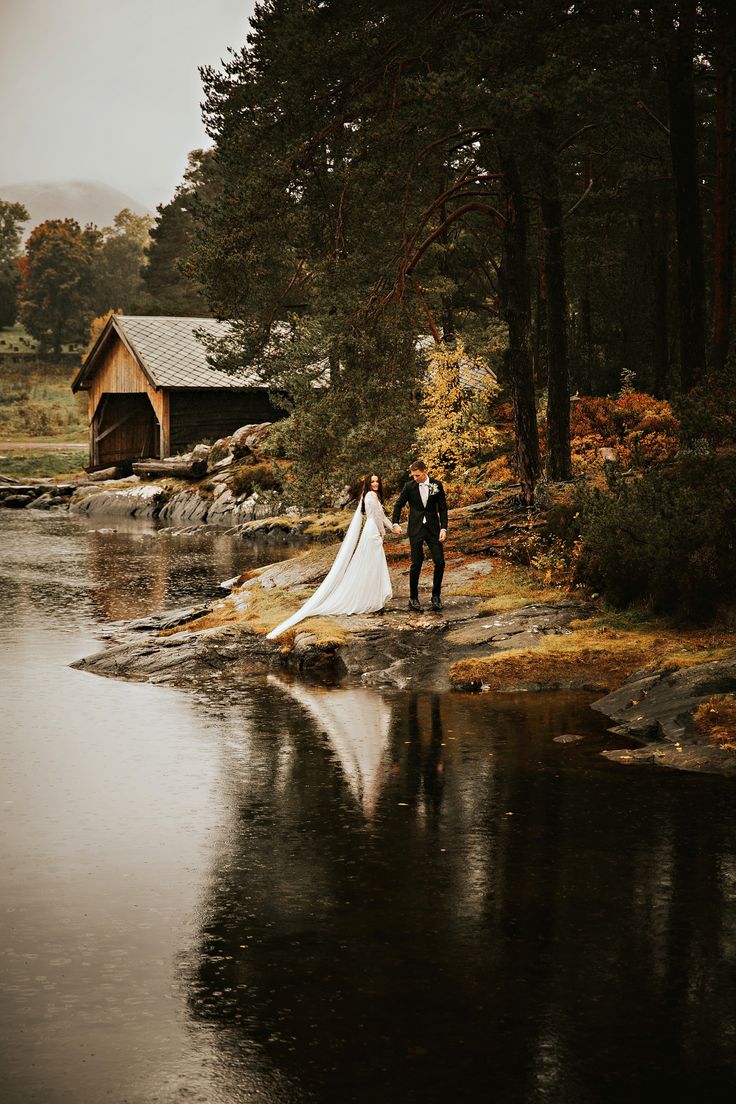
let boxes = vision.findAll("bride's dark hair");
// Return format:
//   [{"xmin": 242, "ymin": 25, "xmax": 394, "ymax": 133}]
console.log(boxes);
[{"xmin": 360, "ymin": 473, "xmax": 384, "ymax": 511}]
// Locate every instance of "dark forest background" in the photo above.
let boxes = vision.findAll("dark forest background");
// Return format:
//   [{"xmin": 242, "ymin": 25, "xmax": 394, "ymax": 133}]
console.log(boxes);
[
  {"xmin": 185, "ymin": 0, "xmax": 736, "ymax": 505},
  {"xmin": 2, "ymin": 2, "xmax": 735, "ymax": 525}
]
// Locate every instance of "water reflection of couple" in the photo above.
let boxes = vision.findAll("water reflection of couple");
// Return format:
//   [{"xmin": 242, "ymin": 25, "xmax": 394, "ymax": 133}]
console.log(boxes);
[
  {"xmin": 272, "ymin": 679, "xmax": 446, "ymax": 820},
  {"xmin": 267, "ymin": 460, "xmax": 449, "ymax": 639}
]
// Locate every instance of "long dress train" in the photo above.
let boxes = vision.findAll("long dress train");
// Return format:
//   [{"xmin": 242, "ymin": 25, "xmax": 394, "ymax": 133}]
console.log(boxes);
[{"xmin": 266, "ymin": 491, "xmax": 393, "ymax": 639}]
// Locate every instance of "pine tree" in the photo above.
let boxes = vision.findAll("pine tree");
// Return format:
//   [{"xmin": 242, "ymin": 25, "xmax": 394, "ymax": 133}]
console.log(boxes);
[{"xmin": 140, "ymin": 151, "xmax": 213, "ymax": 316}]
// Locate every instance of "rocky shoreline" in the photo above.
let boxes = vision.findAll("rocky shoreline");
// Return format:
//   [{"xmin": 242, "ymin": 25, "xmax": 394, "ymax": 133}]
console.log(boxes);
[
  {"xmin": 0, "ymin": 423, "xmax": 353, "ymax": 541},
  {"xmin": 592, "ymin": 662, "xmax": 736, "ymax": 775},
  {"xmin": 6, "ymin": 425, "xmax": 733, "ymax": 777},
  {"xmin": 70, "ymin": 530, "xmax": 736, "ymax": 778}
]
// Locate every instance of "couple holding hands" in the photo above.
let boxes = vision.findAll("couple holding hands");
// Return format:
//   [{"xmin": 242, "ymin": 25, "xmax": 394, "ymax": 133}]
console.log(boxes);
[{"xmin": 267, "ymin": 460, "xmax": 448, "ymax": 639}]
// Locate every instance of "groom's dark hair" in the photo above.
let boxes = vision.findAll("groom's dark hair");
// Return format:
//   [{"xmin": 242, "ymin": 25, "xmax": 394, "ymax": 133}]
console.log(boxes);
[{"xmin": 410, "ymin": 460, "xmax": 427, "ymax": 472}]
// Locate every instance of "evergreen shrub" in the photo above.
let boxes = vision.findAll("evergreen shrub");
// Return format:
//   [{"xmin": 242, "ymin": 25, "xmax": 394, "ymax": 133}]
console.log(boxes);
[
  {"xmin": 231, "ymin": 462, "xmax": 283, "ymax": 498},
  {"xmin": 674, "ymin": 358, "xmax": 736, "ymax": 448},
  {"xmin": 577, "ymin": 457, "xmax": 736, "ymax": 619}
]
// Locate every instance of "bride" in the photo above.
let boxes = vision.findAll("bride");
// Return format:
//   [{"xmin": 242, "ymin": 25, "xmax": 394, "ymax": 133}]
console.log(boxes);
[{"xmin": 266, "ymin": 474, "xmax": 395, "ymax": 639}]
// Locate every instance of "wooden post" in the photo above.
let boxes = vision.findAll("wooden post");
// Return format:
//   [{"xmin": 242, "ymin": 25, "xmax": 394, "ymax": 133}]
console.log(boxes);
[{"xmin": 159, "ymin": 391, "xmax": 170, "ymax": 458}]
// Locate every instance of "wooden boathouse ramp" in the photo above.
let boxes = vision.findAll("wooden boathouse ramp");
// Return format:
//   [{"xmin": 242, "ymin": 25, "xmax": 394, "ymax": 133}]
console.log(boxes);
[{"xmin": 71, "ymin": 315, "xmax": 283, "ymax": 469}]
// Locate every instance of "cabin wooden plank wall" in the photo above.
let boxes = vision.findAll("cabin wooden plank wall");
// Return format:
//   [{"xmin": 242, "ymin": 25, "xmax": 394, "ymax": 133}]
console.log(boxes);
[
  {"xmin": 87, "ymin": 339, "xmax": 165, "ymax": 426},
  {"xmin": 87, "ymin": 341, "xmax": 165, "ymax": 465},
  {"xmin": 168, "ymin": 390, "xmax": 283, "ymax": 453}
]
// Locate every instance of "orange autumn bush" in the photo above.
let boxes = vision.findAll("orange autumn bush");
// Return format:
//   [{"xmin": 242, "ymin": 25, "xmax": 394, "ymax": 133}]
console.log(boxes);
[
  {"xmin": 567, "ymin": 393, "xmax": 679, "ymax": 475},
  {"xmin": 484, "ymin": 453, "xmax": 516, "ymax": 486}
]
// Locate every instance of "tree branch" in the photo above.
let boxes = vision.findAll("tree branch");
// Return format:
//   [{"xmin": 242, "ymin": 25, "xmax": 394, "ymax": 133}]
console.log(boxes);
[
  {"xmin": 407, "ymin": 202, "xmax": 507, "ymax": 274},
  {"xmin": 403, "ymin": 170, "xmax": 503, "ymax": 252},
  {"xmin": 411, "ymin": 275, "xmax": 443, "ymax": 343},
  {"xmin": 556, "ymin": 122, "xmax": 600, "ymax": 156},
  {"xmin": 637, "ymin": 99, "xmax": 670, "ymax": 136},
  {"xmin": 564, "ymin": 178, "xmax": 594, "ymax": 220}
]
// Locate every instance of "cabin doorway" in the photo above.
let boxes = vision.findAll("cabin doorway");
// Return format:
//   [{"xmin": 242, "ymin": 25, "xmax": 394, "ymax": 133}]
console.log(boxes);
[{"xmin": 91, "ymin": 393, "xmax": 160, "ymax": 468}]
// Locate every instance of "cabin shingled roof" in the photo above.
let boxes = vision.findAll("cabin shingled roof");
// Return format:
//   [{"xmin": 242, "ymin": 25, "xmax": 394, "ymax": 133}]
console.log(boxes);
[
  {"xmin": 73, "ymin": 315, "xmax": 496, "ymax": 394},
  {"xmin": 74, "ymin": 315, "xmax": 266, "ymax": 391}
]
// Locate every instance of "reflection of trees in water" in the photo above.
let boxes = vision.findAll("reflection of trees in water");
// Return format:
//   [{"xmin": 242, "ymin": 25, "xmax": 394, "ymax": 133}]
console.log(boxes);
[
  {"xmin": 184, "ymin": 685, "xmax": 736, "ymax": 1103},
  {"xmin": 85, "ymin": 528, "xmax": 252, "ymax": 621},
  {"xmin": 87, "ymin": 529, "xmax": 170, "ymax": 621}
]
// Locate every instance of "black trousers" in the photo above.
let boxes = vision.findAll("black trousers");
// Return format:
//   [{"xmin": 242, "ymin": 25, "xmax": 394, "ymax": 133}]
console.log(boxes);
[{"xmin": 409, "ymin": 528, "xmax": 445, "ymax": 599}]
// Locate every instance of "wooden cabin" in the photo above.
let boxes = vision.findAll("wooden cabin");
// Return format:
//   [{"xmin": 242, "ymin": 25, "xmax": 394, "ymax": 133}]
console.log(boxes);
[{"xmin": 72, "ymin": 315, "xmax": 283, "ymax": 468}]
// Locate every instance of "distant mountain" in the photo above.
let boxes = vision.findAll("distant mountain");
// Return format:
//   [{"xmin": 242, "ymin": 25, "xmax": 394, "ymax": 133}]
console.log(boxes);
[{"xmin": 0, "ymin": 180, "xmax": 152, "ymax": 238}]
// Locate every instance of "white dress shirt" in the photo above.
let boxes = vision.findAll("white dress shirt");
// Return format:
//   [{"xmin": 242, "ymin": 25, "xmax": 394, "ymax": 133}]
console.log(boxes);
[{"xmin": 418, "ymin": 478, "xmax": 430, "ymax": 510}]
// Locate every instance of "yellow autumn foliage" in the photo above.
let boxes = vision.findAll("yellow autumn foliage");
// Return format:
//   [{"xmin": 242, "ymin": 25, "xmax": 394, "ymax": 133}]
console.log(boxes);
[{"xmin": 414, "ymin": 340, "xmax": 500, "ymax": 480}]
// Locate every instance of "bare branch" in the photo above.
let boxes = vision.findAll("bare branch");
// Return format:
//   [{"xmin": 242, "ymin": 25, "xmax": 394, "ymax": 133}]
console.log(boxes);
[
  {"xmin": 401, "ymin": 128, "xmax": 496, "ymax": 241},
  {"xmin": 637, "ymin": 100, "xmax": 670, "ymax": 136},
  {"xmin": 564, "ymin": 177, "xmax": 594, "ymax": 220},
  {"xmin": 407, "ymin": 202, "xmax": 506, "ymax": 274},
  {"xmin": 411, "ymin": 275, "xmax": 443, "ymax": 343},
  {"xmin": 466, "ymin": 226, "xmax": 501, "ymax": 275},
  {"xmin": 262, "ymin": 260, "xmax": 311, "ymax": 334},
  {"xmin": 556, "ymin": 122, "xmax": 600, "ymax": 156},
  {"xmin": 403, "ymin": 170, "xmax": 504, "ymax": 254}
]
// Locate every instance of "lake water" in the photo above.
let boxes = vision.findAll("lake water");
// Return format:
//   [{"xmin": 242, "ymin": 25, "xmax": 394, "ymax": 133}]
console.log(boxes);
[{"xmin": 1, "ymin": 510, "xmax": 735, "ymax": 1103}]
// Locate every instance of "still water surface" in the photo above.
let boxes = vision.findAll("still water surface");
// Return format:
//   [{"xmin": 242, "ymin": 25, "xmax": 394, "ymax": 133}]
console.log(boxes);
[{"xmin": 1, "ymin": 510, "xmax": 735, "ymax": 1103}]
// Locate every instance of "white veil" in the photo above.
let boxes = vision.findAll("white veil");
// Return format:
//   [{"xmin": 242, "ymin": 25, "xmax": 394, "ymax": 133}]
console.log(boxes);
[{"xmin": 266, "ymin": 499, "xmax": 364, "ymax": 639}]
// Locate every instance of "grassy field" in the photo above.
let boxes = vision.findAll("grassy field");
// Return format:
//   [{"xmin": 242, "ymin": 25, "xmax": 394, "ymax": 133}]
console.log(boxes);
[
  {"xmin": 0, "ymin": 348, "xmax": 87, "ymax": 441},
  {"xmin": 0, "ymin": 447, "xmax": 88, "ymax": 481},
  {"xmin": 0, "ymin": 323, "xmax": 83, "ymax": 357}
]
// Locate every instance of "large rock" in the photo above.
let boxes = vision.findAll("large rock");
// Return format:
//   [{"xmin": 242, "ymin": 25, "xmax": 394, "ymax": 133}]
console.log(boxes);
[
  {"xmin": 593, "ymin": 659, "xmax": 736, "ymax": 742},
  {"xmin": 191, "ymin": 443, "xmax": 211, "ymax": 463},
  {"xmin": 445, "ymin": 601, "xmax": 582, "ymax": 649},
  {"xmin": 206, "ymin": 488, "xmax": 238, "ymax": 526},
  {"xmin": 593, "ymin": 659, "xmax": 736, "ymax": 775},
  {"xmin": 0, "ymin": 484, "xmax": 43, "ymax": 499},
  {"xmin": 157, "ymin": 490, "xmax": 210, "ymax": 525},
  {"xmin": 72, "ymin": 483, "xmax": 165, "ymax": 518},
  {"xmin": 29, "ymin": 492, "xmax": 56, "ymax": 510},
  {"xmin": 230, "ymin": 422, "xmax": 272, "ymax": 459},
  {"xmin": 207, "ymin": 436, "xmax": 233, "ymax": 470}
]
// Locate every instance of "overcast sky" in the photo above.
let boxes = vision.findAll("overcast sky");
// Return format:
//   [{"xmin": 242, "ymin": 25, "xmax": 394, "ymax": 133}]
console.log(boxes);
[{"xmin": 0, "ymin": 0, "xmax": 257, "ymax": 210}]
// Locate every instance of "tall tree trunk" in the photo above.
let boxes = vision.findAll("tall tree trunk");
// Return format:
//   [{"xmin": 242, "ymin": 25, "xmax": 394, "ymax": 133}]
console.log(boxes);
[
  {"xmin": 652, "ymin": 191, "xmax": 670, "ymax": 396},
  {"xmin": 640, "ymin": 5, "xmax": 670, "ymax": 396},
  {"xmin": 579, "ymin": 288, "xmax": 593, "ymax": 394},
  {"xmin": 663, "ymin": 0, "xmax": 706, "ymax": 390},
  {"xmin": 498, "ymin": 149, "xmax": 540, "ymax": 505},
  {"xmin": 713, "ymin": 9, "xmax": 735, "ymax": 374},
  {"xmin": 578, "ymin": 155, "xmax": 594, "ymax": 396},
  {"xmin": 538, "ymin": 110, "xmax": 571, "ymax": 481},
  {"xmin": 534, "ymin": 251, "xmax": 545, "ymax": 387},
  {"xmin": 438, "ymin": 163, "xmax": 457, "ymax": 344}
]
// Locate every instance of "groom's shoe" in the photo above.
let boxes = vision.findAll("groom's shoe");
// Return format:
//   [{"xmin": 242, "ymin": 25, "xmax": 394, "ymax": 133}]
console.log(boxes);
[
  {"xmin": 408, "ymin": 598, "xmax": 423, "ymax": 612},
  {"xmin": 431, "ymin": 595, "xmax": 443, "ymax": 611}
]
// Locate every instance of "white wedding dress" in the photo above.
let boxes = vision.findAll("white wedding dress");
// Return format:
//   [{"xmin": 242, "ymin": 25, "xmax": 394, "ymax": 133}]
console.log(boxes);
[{"xmin": 266, "ymin": 491, "xmax": 394, "ymax": 639}]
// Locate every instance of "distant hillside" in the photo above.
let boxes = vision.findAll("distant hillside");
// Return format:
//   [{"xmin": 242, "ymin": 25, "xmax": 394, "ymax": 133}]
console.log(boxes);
[{"xmin": 0, "ymin": 180, "xmax": 152, "ymax": 238}]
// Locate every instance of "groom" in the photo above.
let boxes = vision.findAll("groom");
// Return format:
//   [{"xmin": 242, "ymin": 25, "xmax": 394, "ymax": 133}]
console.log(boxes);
[{"xmin": 392, "ymin": 460, "xmax": 448, "ymax": 611}]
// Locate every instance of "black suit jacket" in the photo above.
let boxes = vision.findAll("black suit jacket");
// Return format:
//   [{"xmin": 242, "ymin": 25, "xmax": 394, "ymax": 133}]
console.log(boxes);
[{"xmin": 392, "ymin": 478, "xmax": 448, "ymax": 539}]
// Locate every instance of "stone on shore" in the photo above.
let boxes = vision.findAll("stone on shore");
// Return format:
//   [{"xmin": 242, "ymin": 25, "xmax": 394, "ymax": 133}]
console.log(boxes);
[
  {"xmin": 72, "ymin": 483, "xmax": 165, "ymax": 518},
  {"xmin": 593, "ymin": 659, "xmax": 736, "ymax": 775}
]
